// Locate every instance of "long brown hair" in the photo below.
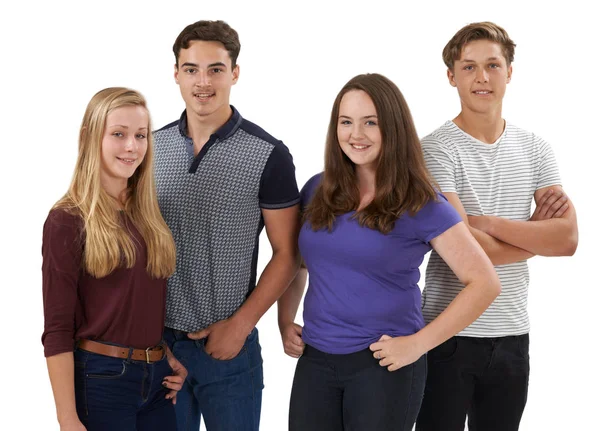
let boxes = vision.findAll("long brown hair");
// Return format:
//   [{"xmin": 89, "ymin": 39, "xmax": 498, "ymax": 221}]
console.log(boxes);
[
  {"xmin": 54, "ymin": 87, "xmax": 176, "ymax": 278},
  {"xmin": 304, "ymin": 73, "xmax": 437, "ymax": 234}
]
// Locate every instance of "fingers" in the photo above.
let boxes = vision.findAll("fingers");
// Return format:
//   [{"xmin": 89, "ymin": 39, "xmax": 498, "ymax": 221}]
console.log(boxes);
[
  {"xmin": 187, "ymin": 328, "xmax": 209, "ymax": 340},
  {"xmin": 536, "ymin": 191, "xmax": 568, "ymax": 219},
  {"xmin": 379, "ymin": 334, "xmax": 392, "ymax": 341}
]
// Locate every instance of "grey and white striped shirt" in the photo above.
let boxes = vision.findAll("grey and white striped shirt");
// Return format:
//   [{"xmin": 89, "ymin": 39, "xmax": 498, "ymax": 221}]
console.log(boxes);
[{"xmin": 421, "ymin": 120, "xmax": 561, "ymax": 337}]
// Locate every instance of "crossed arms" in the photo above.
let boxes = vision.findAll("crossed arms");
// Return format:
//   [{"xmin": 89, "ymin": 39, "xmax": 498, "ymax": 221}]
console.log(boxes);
[{"xmin": 445, "ymin": 185, "xmax": 578, "ymax": 266}]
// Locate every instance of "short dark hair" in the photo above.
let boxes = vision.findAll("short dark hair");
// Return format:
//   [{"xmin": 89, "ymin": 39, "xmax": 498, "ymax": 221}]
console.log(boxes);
[
  {"xmin": 173, "ymin": 20, "xmax": 241, "ymax": 67},
  {"xmin": 443, "ymin": 21, "xmax": 516, "ymax": 70}
]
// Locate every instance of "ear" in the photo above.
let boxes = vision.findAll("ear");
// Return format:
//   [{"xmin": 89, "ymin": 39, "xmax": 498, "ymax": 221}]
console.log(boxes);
[
  {"xmin": 507, "ymin": 64, "xmax": 513, "ymax": 83},
  {"xmin": 174, "ymin": 64, "xmax": 179, "ymax": 84},
  {"xmin": 447, "ymin": 68, "xmax": 457, "ymax": 87},
  {"xmin": 232, "ymin": 64, "xmax": 240, "ymax": 85}
]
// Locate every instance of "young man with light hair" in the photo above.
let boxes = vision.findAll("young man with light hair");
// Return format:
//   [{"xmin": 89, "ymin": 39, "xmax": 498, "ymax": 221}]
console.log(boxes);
[{"xmin": 416, "ymin": 21, "xmax": 578, "ymax": 431}]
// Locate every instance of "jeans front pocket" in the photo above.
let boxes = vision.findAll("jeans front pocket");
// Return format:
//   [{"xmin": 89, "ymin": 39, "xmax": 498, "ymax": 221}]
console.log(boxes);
[{"xmin": 84, "ymin": 351, "xmax": 128, "ymax": 379}]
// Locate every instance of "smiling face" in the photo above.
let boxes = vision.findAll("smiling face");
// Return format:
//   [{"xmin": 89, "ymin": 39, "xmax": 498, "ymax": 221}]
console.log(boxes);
[
  {"xmin": 337, "ymin": 90, "xmax": 382, "ymax": 172},
  {"xmin": 448, "ymin": 39, "xmax": 512, "ymax": 116},
  {"xmin": 174, "ymin": 40, "xmax": 239, "ymax": 123},
  {"xmin": 100, "ymin": 105, "xmax": 149, "ymax": 196}
]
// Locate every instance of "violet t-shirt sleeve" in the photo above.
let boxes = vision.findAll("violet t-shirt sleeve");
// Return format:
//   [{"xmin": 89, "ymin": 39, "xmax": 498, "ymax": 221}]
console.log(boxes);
[
  {"xmin": 41, "ymin": 210, "xmax": 83, "ymax": 357},
  {"xmin": 300, "ymin": 173, "xmax": 323, "ymax": 211},
  {"xmin": 411, "ymin": 193, "xmax": 463, "ymax": 244}
]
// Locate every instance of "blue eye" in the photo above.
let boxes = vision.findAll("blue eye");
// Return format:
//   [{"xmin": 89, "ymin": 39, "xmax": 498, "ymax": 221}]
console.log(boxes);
[
  {"xmin": 136, "ymin": 134, "xmax": 146, "ymax": 139},
  {"xmin": 112, "ymin": 132, "xmax": 124, "ymax": 137},
  {"xmin": 340, "ymin": 120, "xmax": 351, "ymax": 125},
  {"xmin": 366, "ymin": 120, "xmax": 377, "ymax": 126},
  {"xmin": 464, "ymin": 65, "xmax": 474, "ymax": 71}
]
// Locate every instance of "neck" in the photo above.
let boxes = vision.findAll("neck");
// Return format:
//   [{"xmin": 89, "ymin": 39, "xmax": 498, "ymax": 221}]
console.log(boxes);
[
  {"xmin": 355, "ymin": 165, "xmax": 376, "ymax": 209},
  {"xmin": 186, "ymin": 105, "xmax": 232, "ymax": 153},
  {"xmin": 101, "ymin": 177, "xmax": 127, "ymax": 209},
  {"xmin": 454, "ymin": 105, "xmax": 505, "ymax": 144}
]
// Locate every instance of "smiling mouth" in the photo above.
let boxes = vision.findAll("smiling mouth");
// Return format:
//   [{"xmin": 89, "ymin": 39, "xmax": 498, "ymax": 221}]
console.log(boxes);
[
  {"xmin": 350, "ymin": 144, "xmax": 370, "ymax": 150},
  {"xmin": 473, "ymin": 90, "xmax": 492, "ymax": 95},
  {"xmin": 194, "ymin": 92, "xmax": 215, "ymax": 101},
  {"xmin": 117, "ymin": 157, "xmax": 136, "ymax": 165}
]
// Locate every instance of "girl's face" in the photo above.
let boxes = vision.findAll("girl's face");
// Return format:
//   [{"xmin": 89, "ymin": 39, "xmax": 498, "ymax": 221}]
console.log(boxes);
[
  {"xmin": 336, "ymin": 90, "xmax": 382, "ymax": 172},
  {"xmin": 100, "ymin": 105, "xmax": 149, "ymax": 194}
]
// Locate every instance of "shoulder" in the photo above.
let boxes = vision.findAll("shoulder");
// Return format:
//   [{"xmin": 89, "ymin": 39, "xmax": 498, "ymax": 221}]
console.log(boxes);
[
  {"xmin": 239, "ymin": 118, "xmax": 282, "ymax": 148},
  {"xmin": 421, "ymin": 121, "xmax": 460, "ymax": 151},
  {"xmin": 43, "ymin": 208, "xmax": 85, "ymax": 247},
  {"xmin": 45, "ymin": 207, "xmax": 83, "ymax": 229},
  {"xmin": 300, "ymin": 173, "xmax": 323, "ymax": 207},
  {"xmin": 152, "ymin": 119, "xmax": 181, "ymax": 142}
]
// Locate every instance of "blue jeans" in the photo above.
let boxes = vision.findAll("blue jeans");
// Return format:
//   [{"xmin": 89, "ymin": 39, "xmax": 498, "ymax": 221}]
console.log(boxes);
[
  {"xmin": 74, "ymin": 347, "xmax": 177, "ymax": 431},
  {"xmin": 163, "ymin": 327, "xmax": 264, "ymax": 431}
]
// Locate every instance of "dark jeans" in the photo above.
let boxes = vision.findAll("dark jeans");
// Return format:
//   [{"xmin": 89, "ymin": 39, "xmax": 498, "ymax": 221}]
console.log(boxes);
[
  {"xmin": 416, "ymin": 334, "xmax": 530, "ymax": 431},
  {"xmin": 74, "ymin": 347, "xmax": 176, "ymax": 431},
  {"xmin": 163, "ymin": 327, "xmax": 263, "ymax": 431},
  {"xmin": 289, "ymin": 344, "xmax": 427, "ymax": 431}
]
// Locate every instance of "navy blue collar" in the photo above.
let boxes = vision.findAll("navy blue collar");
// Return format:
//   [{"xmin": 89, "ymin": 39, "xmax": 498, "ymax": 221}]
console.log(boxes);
[{"xmin": 178, "ymin": 106, "xmax": 243, "ymax": 141}]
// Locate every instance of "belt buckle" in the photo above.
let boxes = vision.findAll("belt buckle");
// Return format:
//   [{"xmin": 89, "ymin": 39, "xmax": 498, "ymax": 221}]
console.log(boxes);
[{"xmin": 145, "ymin": 346, "xmax": 153, "ymax": 364}]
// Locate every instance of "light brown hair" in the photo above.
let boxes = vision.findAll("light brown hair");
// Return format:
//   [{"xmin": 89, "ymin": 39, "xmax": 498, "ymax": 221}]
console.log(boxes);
[
  {"xmin": 443, "ymin": 21, "xmax": 516, "ymax": 70},
  {"xmin": 304, "ymin": 73, "xmax": 437, "ymax": 234}
]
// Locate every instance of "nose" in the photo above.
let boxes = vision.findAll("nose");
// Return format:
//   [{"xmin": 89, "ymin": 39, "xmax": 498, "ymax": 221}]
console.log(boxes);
[
  {"xmin": 350, "ymin": 123, "xmax": 365, "ymax": 140},
  {"xmin": 124, "ymin": 135, "xmax": 138, "ymax": 152},
  {"xmin": 476, "ymin": 67, "xmax": 489, "ymax": 83},
  {"xmin": 195, "ymin": 70, "xmax": 211, "ymax": 87}
]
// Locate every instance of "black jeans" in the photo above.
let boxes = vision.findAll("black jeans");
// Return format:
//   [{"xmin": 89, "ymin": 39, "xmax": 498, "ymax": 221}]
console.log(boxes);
[
  {"xmin": 289, "ymin": 344, "xmax": 427, "ymax": 431},
  {"xmin": 416, "ymin": 334, "xmax": 530, "ymax": 431}
]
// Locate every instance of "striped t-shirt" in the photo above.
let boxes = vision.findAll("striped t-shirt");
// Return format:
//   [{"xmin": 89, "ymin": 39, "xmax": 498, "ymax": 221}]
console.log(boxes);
[{"xmin": 421, "ymin": 120, "xmax": 561, "ymax": 337}]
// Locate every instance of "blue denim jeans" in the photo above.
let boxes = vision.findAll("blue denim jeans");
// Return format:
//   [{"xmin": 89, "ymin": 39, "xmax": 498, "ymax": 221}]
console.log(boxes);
[
  {"xmin": 74, "ymin": 347, "xmax": 177, "ymax": 431},
  {"xmin": 163, "ymin": 327, "xmax": 264, "ymax": 431}
]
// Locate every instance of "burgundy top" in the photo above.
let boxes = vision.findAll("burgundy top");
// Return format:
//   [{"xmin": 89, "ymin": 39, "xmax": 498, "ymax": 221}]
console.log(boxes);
[{"xmin": 41, "ymin": 209, "xmax": 167, "ymax": 357}]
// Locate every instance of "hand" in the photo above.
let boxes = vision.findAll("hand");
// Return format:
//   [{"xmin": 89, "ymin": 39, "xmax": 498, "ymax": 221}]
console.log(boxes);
[
  {"xmin": 279, "ymin": 322, "xmax": 305, "ymax": 358},
  {"xmin": 530, "ymin": 189, "xmax": 569, "ymax": 221},
  {"xmin": 163, "ymin": 347, "xmax": 188, "ymax": 405},
  {"xmin": 59, "ymin": 417, "xmax": 87, "ymax": 431},
  {"xmin": 188, "ymin": 317, "xmax": 250, "ymax": 360},
  {"xmin": 467, "ymin": 215, "xmax": 491, "ymax": 233},
  {"xmin": 369, "ymin": 334, "xmax": 425, "ymax": 372}
]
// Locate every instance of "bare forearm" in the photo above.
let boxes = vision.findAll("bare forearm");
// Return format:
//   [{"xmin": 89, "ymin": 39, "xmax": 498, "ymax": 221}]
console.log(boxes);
[
  {"xmin": 469, "ymin": 226, "xmax": 534, "ymax": 265},
  {"xmin": 233, "ymin": 250, "xmax": 301, "ymax": 332},
  {"xmin": 416, "ymin": 278, "xmax": 500, "ymax": 353},
  {"xmin": 486, "ymin": 217, "xmax": 578, "ymax": 256},
  {"xmin": 277, "ymin": 267, "xmax": 307, "ymax": 327},
  {"xmin": 46, "ymin": 352, "xmax": 79, "ymax": 426}
]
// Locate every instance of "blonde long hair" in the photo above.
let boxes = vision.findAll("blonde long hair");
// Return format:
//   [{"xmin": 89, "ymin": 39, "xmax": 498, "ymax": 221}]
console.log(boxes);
[{"xmin": 54, "ymin": 87, "xmax": 176, "ymax": 279}]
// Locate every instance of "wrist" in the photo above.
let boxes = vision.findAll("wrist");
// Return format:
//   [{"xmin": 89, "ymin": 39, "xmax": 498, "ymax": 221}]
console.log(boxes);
[
  {"xmin": 57, "ymin": 412, "xmax": 80, "ymax": 426},
  {"xmin": 231, "ymin": 311, "xmax": 256, "ymax": 337}
]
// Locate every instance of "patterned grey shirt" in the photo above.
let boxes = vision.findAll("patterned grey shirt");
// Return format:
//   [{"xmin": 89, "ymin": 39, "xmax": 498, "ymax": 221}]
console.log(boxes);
[{"xmin": 154, "ymin": 107, "xmax": 300, "ymax": 332}]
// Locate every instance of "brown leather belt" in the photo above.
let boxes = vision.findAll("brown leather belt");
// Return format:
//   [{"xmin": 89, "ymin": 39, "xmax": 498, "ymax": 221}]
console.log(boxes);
[{"xmin": 78, "ymin": 339, "xmax": 166, "ymax": 363}]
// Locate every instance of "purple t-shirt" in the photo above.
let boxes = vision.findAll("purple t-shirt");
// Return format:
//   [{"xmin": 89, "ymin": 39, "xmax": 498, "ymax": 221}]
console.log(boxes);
[{"xmin": 300, "ymin": 173, "xmax": 462, "ymax": 354}]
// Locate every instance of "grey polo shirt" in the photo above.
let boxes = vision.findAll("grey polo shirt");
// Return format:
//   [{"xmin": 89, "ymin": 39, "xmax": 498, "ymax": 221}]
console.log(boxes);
[{"xmin": 154, "ymin": 106, "xmax": 300, "ymax": 332}]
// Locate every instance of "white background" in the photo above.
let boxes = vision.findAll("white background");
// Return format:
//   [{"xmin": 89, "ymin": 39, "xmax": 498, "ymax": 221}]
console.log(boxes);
[{"xmin": 1, "ymin": 0, "xmax": 597, "ymax": 429}]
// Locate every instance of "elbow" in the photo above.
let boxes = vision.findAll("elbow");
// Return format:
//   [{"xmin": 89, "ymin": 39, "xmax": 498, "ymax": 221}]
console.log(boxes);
[{"xmin": 551, "ymin": 232, "xmax": 579, "ymax": 257}]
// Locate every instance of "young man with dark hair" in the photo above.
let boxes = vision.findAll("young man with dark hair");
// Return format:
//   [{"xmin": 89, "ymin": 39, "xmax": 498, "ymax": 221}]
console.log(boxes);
[
  {"xmin": 416, "ymin": 21, "xmax": 578, "ymax": 431},
  {"xmin": 155, "ymin": 20, "xmax": 301, "ymax": 431}
]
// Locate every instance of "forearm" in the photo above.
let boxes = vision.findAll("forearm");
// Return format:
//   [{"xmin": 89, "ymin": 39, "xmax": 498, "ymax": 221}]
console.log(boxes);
[
  {"xmin": 416, "ymin": 277, "xmax": 500, "ymax": 353},
  {"xmin": 469, "ymin": 226, "xmax": 534, "ymax": 265},
  {"xmin": 277, "ymin": 267, "xmax": 307, "ymax": 327},
  {"xmin": 46, "ymin": 352, "xmax": 79, "ymax": 426},
  {"xmin": 233, "ymin": 250, "xmax": 301, "ymax": 333},
  {"xmin": 486, "ymin": 217, "xmax": 578, "ymax": 256}
]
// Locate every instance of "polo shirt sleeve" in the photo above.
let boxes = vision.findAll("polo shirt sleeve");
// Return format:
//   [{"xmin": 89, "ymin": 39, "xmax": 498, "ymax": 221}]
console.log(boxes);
[
  {"xmin": 411, "ymin": 193, "xmax": 463, "ymax": 244},
  {"xmin": 259, "ymin": 142, "xmax": 300, "ymax": 209},
  {"xmin": 41, "ymin": 210, "xmax": 83, "ymax": 357},
  {"xmin": 535, "ymin": 135, "xmax": 562, "ymax": 190},
  {"xmin": 421, "ymin": 137, "xmax": 457, "ymax": 194}
]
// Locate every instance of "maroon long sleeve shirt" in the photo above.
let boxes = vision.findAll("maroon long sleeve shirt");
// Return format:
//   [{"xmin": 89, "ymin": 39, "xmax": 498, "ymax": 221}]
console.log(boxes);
[{"xmin": 41, "ymin": 209, "xmax": 167, "ymax": 357}]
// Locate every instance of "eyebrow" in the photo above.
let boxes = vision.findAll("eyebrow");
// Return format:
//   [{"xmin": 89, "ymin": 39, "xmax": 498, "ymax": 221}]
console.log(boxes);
[
  {"xmin": 339, "ymin": 115, "xmax": 378, "ymax": 119},
  {"xmin": 180, "ymin": 62, "xmax": 227, "ymax": 69},
  {"xmin": 460, "ymin": 57, "xmax": 501, "ymax": 63},
  {"xmin": 107, "ymin": 125, "xmax": 148, "ymax": 130}
]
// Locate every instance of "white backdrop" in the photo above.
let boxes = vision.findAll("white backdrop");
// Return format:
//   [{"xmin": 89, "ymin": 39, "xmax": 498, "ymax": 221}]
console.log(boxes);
[{"xmin": 1, "ymin": 0, "xmax": 597, "ymax": 429}]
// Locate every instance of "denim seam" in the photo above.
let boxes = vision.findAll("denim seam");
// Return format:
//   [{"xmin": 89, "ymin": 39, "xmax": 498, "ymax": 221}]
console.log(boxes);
[{"xmin": 245, "ymin": 345, "xmax": 257, "ymax": 429}]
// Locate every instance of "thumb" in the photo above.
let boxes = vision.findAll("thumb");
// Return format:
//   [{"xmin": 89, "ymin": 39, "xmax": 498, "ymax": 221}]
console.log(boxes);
[
  {"xmin": 293, "ymin": 323, "xmax": 303, "ymax": 335},
  {"xmin": 379, "ymin": 334, "xmax": 392, "ymax": 341},
  {"xmin": 188, "ymin": 327, "xmax": 211, "ymax": 340}
]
